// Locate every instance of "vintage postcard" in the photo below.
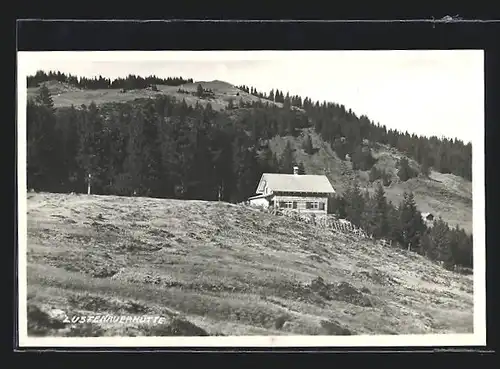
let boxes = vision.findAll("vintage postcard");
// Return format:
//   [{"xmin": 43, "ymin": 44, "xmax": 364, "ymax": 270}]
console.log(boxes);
[{"xmin": 17, "ymin": 50, "xmax": 485, "ymax": 347}]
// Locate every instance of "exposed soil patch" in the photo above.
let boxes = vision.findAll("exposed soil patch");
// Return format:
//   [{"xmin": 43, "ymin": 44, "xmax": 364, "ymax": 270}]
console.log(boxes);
[
  {"xmin": 308, "ymin": 277, "xmax": 374, "ymax": 307},
  {"xmin": 320, "ymin": 319, "xmax": 353, "ymax": 335},
  {"xmin": 27, "ymin": 304, "xmax": 67, "ymax": 336}
]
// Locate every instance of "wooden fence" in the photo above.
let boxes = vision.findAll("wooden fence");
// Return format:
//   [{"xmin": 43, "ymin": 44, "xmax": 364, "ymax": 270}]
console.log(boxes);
[
  {"xmin": 377, "ymin": 238, "xmax": 393, "ymax": 247},
  {"xmin": 267, "ymin": 208, "xmax": 377, "ymax": 240},
  {"xmin": 258, "ymin": 206, "xmax": 397, "ymax": 247}
]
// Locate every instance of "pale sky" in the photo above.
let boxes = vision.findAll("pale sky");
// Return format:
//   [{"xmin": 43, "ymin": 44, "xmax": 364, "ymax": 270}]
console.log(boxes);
[{"xmin": 19, "ymin": 51, "xmax": 483, "ymax": 143}]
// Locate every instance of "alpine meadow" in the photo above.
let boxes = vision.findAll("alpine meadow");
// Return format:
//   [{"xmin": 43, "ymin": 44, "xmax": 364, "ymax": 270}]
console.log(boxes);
[{"xmin": 22, "ymin": 61, "xmax": 477, "ymax": 341}]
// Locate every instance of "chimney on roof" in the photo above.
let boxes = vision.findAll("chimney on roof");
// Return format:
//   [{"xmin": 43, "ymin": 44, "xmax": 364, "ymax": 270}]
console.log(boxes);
[{"xmin": 293, "ymin": 166, "xmax": 299, "ymax": 175}]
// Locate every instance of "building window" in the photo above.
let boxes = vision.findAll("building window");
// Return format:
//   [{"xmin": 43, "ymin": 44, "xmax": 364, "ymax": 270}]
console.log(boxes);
[
  {"xmin": 306, "ymin": 201, "xmax": 324, "ymax": 210},
  {"xmin": 258, "ymin": 180, "xmax": 267, "ymax": 193},
  {"xmin": 280, "ymin": 201, "xmax": 294, "ymax": 209}
]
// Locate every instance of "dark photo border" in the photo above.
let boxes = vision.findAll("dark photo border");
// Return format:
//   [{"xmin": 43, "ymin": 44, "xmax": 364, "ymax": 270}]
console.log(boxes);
[{"xmin": 11, "ymin": 18, "xmax": 498, "ymax": 362}]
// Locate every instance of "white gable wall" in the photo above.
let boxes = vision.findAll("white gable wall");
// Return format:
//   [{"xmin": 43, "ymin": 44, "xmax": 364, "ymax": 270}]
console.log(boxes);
[{"xmin": 249, "ymin": 196, "xmax": 272, "ymax": 209}]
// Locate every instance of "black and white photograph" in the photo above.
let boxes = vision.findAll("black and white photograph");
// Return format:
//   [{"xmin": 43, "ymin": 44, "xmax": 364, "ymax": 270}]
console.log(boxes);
[{"xmin": 17, "ymin": 50, "xmax": 485, "ymax": 347}]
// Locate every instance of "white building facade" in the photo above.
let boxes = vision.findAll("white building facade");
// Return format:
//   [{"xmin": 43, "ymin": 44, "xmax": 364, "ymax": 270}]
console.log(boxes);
[{"xmin": 248, "ymin": 166, "xmax": 336, "ymax": 215}]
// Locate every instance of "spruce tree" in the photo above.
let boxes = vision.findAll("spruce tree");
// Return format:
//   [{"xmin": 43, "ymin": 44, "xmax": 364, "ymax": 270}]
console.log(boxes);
[
  {"xmin": 269, "ymin": 89, "xmax": 275, "ymax": 102},
  {"xmin": 397, "ymin": 157, "xmax": 417, "ymax": 181},
  {"xmin": 232, "ymin": 145, "xmax": 259, "ymax": 202},
  {"xmin": 26, "ymin": 97, "xmax": 59, "ymax": 190},
  {"xmin": 399, "ymin": 192, "xmax": 425, "ymax": 251},
  {"xmin": 196, "ymin": 84, "xmax": 204, "ymax": 98},
  {"xmin": 334, "ymin": 195, "xmax": 347, "ymax": 218},
  {"xmin": 418, "ymin": 229, "xmax": 434, "ymax": 258},
  {"xmin": 372, "ymin": 182, "xmax": 389, "ymax": 238},
  {"xmin": 362, "ymin": 190, "xmax": 376, "ymax": 236},
  {"xmin": 141, "ymin": 103, "xmax": 163, "ymax": 197},
  {"xmin": 387, "ymin": 201, "xmax": 403, "ymax": 246},
  {"xmin": 36, "ymin": 85, "xmax": 55, "ymax": 113},
  {"xmin": 260, "ymin": 147, "xmax": 276, "ymax": 173},
  {"xmin": 76, "ymin": 102, "xmax": 105, "ymax": 193},
  {"xmin": 123, "ymin": 107, "xmax": 145, "ymax": 195},
  {"xmin": 344, "ymin": 180, "xmax": 365, "ymax": 228},
  {"xmin": 280, "ymin": 141, "xmax": 295, "ymax": 174},
  {"xmin": 421, "ymin": 156, "xmax": 431, "ymax": 177},
  {"xmin": 429, "ymin": 217, "xmax": 453, "ymax": 267}
]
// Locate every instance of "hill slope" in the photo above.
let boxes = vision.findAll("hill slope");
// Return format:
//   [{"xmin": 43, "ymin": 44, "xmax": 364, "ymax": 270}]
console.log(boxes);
[
  {"xmin": 27, "ymin": 80, "xmax": 282, "ymax": 111},
  {"xmin": 26, "ymin": 193, "xmax": 473, "ymax": 337},
  {"xmin": 270, "ymin": 129, "xmax": 472, "ymax": 233}
]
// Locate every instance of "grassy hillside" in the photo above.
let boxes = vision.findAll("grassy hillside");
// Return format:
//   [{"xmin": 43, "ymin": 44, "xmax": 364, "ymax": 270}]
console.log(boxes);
[
  {"xmin": 26, "ymin": 193, "xmax": 473, "ymax": 337},
  {"xmin": 270, "ymin": 129, "xmax": 472, "ymax": 234},
  {"xmin": 27, "ymin": 80, "xmax": 283, "ymax": 111}
]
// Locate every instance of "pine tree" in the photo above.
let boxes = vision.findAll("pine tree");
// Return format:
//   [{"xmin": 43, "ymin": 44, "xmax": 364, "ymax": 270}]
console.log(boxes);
[
  {"xmin": 232, "ymin": 144, "xmax": 259, "ymax": 202},
  {"xmin": 259, "ymin": 147, "xmax": 275, "ymax": 173},
  {"xmin": 387, "ymin": 201, "xmax": 403, "ymax": 246},
  {"xmin": 280, "ymin": 141, "xmax": 295, "ymax": 173},
  {"xmin": 361, "ymin": 190, "xmax": 376, "ymax": 236},
  {"xmin": 75, "ymin": 102, "xmax": 106, "ymax": 193},
  {"xmin": 344, "ymin": 180, "xmax": 365, "ymax": 228},
  {"xmin": 283, "ymin": 92, "xmax": 291, "ymax": 110},
  {"xmin": 372, "ymin": 182, "xmax": 389, "ymax": 238},
  {"xmin": 269, "ymin": 89, "xmax": 275, "ymax": 102},
  {"xmin": 175, "ymin": 112, "xmax": 198, "ymax": 199},
  {"xmin": 155, "ymin": 103, "xmax": 178, "ymax": 198},
  {"xmin": 102, "ymin": 114, "xmax": 126, "ymax": 195},
  {"xmin": 189, "ymin": 108, "xmax": 218, "ymax": 200},
  {"xmin": 421, "ymin": 155, "xmax": 431, "ymax": 177},
  {"xmin": 429, "ymin": 217, "xmax": 453, "ymax": 267},
  {"xmin": 141, "ymin": 103, "xmax": 163, "ymax": 197},
  {"xmin": 447, "ymin": 225, "xmax": 462, "ymax": 267},
  {"xmin": 397, "ymin": 157, "xmax": 417, "ymax": 181},
  {"xmin": 36, "ymin": 85, "xmax": 55, "ymax": 113},
  {"xmin": 286, "ymin": 111, "xmax": 297, "ymax": 136},
  {"xmin": 58, "ymin": 105, "xmax": 80, "ymax": 191},
  {"xmin": 447, "ymin": 225, "xmax": 473, "ymax": 268},
  {"xmin": 196, "ymin": 84, "xmax": 204, "ymax": 98},
  {"xmin": 26, "ymin": 97, "xmax": 59, "ymax": 190},
  {"xmin": 123, "ymin": 107, "xmax": 145, "ymax": 195},
  {"xmin": 399, "ymin": 192, "xmax": 425, "ymax": 251},
  {"xmin": 418, "ymin": 229, "xmax": 434, "ymax": 257}
]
